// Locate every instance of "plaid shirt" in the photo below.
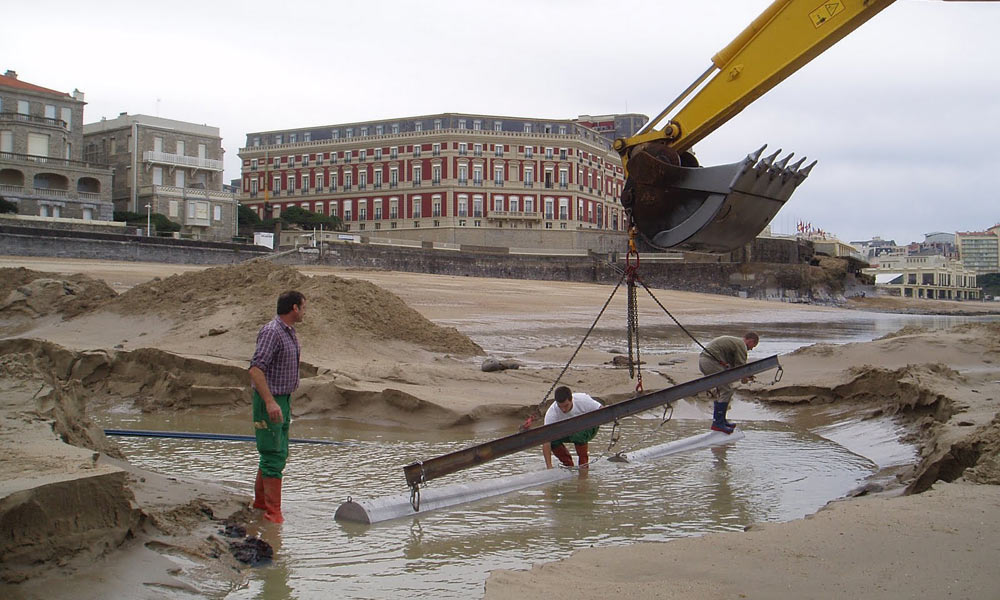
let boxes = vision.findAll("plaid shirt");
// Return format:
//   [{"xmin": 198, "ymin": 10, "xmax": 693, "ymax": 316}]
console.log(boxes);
[{"xmin": 250, "ymin": 316, "xmax": 301, "ymax": 395}]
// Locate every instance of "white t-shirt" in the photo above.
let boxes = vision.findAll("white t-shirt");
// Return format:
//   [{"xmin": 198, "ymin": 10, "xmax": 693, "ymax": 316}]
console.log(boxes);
[{"xmin": 544, "ymin": 392, "xmax": 602, "ymax": 425}]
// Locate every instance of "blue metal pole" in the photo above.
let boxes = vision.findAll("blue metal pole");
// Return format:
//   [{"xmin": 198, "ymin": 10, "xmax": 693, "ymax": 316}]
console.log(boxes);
[{"xmin": 104, "ymin": 429, "xmax": 348, "ymax": 446}]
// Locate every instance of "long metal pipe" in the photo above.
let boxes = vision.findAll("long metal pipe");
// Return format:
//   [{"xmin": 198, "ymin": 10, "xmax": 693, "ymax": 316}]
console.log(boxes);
[
  {"xmin": 403, "ymin": 355, "xmax": 780, "ymax": 487},
  {"xmin": 104, "ymin": 429, "xmax": 348, "ymax": 445}
]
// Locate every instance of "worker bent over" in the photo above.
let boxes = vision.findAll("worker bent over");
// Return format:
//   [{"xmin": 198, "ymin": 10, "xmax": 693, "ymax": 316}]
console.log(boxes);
[
  {"xmin": 542, "ymin": 386, "xmax": 602, "ymax": 469},
  {"xmin": 698, "ymin": 332, "xmax": 759, "ymax": 434}
]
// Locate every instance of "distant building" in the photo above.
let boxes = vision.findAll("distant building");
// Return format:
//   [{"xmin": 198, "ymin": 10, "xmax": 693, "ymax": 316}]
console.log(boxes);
[
  {"xmin": 0, "ymin": 69, "xmax": 113, "ymax": 220},
  {"xmin": 83, "ymin": 113, "xmax": 236, "ymax": 241},
  {"xmin": 906, "ymin": 231, "xmax": 958, "ymax": 259},
  {"xmin": 238, "ymin": 112, "xmax": 637, "ymax": 251},
  {"xmin": 574, "ymin": 114, "xmax": 649, "ymax": 143},
  {"xmin": 956, "ymin": 225, "xmax": 1000, "ymax": 275},
  {"xmin": 866, "ymin": 253, "xmax": 979, "ymax": 300},
  {"xmin": 849, "ymin": 236, "xmax": 899, "ymax": 261}
]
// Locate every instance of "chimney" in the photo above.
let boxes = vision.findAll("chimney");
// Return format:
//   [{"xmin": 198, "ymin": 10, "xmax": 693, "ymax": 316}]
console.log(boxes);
[
  {"xmin": 73, "ymin": 88, "xmax": 85, "ymax": 102},
  {"xmin": 4, "ymin": 70, "xmax": 17, "ymax": 79}
]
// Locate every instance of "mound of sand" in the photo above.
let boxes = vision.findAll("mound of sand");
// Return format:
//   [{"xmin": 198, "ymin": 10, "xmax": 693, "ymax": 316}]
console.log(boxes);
[
  {"xmin": 0, "ymin": 268, "xmax": 117, "ymax": 322},
  {"xmin": 105, "ymin": 260, "xmax": 483, "ymax": 356}
]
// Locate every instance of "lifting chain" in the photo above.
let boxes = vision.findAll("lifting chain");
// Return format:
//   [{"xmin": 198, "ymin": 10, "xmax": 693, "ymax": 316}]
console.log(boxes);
[
  {"xmin": 626, "ymin": 227, "xmax": 643, "ymax": 393},
  {"xmin": 606, "ymin": 418, "xmax": 622, "ymax": 452},
  {"xmin": 409, "ymin": 484, "xmax": 421, "ymax": 512}
]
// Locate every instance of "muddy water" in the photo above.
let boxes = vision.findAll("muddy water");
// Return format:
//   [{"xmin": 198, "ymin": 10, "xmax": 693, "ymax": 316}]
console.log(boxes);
[
  {"xmin": 103, "ymin": 413, "xmax": 884, "ymax": 599},
  {"xmin": 100, "ymin": 312, "xmax": 990, "ymax": 598}
]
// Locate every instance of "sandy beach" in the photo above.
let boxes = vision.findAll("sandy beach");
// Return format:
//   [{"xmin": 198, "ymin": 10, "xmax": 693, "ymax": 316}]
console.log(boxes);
[{"xmin": 1, "ymin": 256, "xmax": 998, "ymax": 598}]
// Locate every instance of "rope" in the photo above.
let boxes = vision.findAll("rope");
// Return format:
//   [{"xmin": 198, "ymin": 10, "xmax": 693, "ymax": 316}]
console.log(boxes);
[{"xmin": 518, "ymin": 268, "xmax": 628, "ymax": 431}]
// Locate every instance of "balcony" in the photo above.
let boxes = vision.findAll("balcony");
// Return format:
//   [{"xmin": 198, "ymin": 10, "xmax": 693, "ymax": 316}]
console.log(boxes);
[
  {"xmin": 143, "ymin": 151, "xmax": 223, "ymax": 171},
  {"xmin": 1, "ymin": 150, "xmax": 108, "ymax": 171},
  {"xmin": 0, "ymin": 112, "xmax": 67, "ymax": 130},
  {"xmin": 138, "ymin": 184, "xmax": 235, "ymax": 203},
  {"xmin": 488, "ymin": 210, "xmax": 541, "ymax": 221}
]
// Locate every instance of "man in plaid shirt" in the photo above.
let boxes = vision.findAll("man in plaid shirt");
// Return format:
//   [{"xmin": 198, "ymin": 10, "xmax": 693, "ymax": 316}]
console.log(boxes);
[{"xmin": 249, "ymin": 290, "xmax": 305, "ymax": 523}]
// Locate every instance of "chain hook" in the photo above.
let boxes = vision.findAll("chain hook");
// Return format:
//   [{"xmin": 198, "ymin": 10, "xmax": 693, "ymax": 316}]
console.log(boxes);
[{"xmin": 409, "ymin": 483, "xmax": 421, "ymax": 512}]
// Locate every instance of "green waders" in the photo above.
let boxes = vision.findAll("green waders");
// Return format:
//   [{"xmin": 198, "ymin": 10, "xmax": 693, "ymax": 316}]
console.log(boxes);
[{"xmin": 253, "ymin": 391, "xmax": 291, "ymax": 478}]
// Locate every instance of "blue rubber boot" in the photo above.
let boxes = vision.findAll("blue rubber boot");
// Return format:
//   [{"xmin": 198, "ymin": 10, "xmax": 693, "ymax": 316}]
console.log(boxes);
[{"xmin": 711, "ymin": 401, "xmax": 735, "ymax": 434}]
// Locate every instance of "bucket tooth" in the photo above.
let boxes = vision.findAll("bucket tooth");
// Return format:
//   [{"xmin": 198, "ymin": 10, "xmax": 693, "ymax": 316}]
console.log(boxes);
[
  {"xmin": 748, "ymin": 145, "xmax": 767, "ymax": 162},
  {"xmin": 788, "ymin": 157, "xmax": 807, "ymax": 171},
  {"xmin": 774, "ymin": 153, "xmax": 793, "ymax": 170},
  {"xmin": 799, "ymin": 160, "xmax": 817, "ymax": 177}
]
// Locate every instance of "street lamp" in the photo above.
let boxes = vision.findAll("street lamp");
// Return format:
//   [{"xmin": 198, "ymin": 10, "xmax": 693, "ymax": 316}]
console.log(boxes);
[{"xmin": 145, "ymin": 203, "xmax": 151, "ymax": 237}]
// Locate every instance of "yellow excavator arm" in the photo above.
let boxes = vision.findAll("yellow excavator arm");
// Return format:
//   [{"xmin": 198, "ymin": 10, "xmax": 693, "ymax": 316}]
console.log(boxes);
[{"xmin": 617, "ymin": 0, "xmax": 898, "ymax": 253}]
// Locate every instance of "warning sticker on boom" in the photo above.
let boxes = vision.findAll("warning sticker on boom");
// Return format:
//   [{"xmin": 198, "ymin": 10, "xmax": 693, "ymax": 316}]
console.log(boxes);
[{"xmin": 810, "ymin": 1, "xmax": 845, "ymax": 27}]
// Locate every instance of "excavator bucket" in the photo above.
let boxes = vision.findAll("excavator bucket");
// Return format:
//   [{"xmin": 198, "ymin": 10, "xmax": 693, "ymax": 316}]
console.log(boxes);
[{"xmin": 621, "ymin": 145, "xmax": 815, "ymax": 254}]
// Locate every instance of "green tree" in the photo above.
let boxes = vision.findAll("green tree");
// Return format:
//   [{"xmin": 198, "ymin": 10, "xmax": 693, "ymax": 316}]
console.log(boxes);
[
  {"xmin": 273, "ymin": 205, "xmax": 344, "ymax": 231},
  {"xmin": 0, "ymin": 196, "xmax": 17, "ymax": 214},
  {"xmin": 978, "ymin": 272, "xmax": 1000, "ymax": 297},
  {"xmin": 238, "ymin": 203, "xmax": 261, "ymax": 226},
  {"xmin": 113, "ymin": 210, "xmax": 182, "ymax": 233}
]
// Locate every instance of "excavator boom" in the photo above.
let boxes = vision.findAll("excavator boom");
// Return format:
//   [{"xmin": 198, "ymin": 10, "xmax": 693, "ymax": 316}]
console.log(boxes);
[{"xmin": 618, "ymin": 0, "xmax": 896, "ymax": 252}]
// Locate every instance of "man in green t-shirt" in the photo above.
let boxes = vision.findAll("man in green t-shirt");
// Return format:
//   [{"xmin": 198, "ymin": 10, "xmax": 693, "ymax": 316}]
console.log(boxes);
[{"xmin": 698, "ymin": 332, "xmax": 759, "ymax": 434}]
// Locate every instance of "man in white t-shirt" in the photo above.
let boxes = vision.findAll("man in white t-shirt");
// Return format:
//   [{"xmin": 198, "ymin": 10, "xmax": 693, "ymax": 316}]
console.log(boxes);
[{"xmin": 542, "ymin": 385, "xmax": 602, "ymax": 469}]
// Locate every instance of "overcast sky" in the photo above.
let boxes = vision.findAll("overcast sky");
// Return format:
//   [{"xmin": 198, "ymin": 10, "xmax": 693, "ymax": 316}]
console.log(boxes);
[{"xmin": 5, "ymin": 0, "xmax": 997, "ymax": 245}]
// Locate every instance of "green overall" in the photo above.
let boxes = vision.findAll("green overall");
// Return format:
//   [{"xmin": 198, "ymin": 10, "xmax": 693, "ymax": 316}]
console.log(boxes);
[{"xmin": 253, "ymin": 391, "xmax": 291, "ymax": 478}]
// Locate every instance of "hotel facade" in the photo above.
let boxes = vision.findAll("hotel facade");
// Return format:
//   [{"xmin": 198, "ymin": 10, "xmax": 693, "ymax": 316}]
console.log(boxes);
[{"xmin": 238, "ymin": 113, "xmax": 644, "ymax": 250}]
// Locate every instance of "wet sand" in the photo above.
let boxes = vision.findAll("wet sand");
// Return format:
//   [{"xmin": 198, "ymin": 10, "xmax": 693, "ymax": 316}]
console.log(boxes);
[{"xmin": 1, "ymin": 257, "xmax": 999, "ymax": 598}]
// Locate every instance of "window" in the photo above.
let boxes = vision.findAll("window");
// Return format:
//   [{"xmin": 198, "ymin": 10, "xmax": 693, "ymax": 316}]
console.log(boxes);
[
  {"xmin": 510, "ymin": 196, "xmax": 519, "ymax": 212},
  {"xmin": 412, "ymin": 197, "xmax": 422, "ymax": 218},
  {"xmin": 524, "ymin": 123, "xmax": 532, "ymax": 133},
  {"xmin": 389, "ymin": 198, "xmax": 398, "ymax": 218},
  {"xmin": 495, "ymin": 166, "xmax": 504, "ymax": 185},
  {"xmin": 361, "ymin": 126, "xmax": 368, "ymax": 136},
  {"xmin": 177, "ymin": 140, "xmax": 185, "ymax": 155},
  {"xmin": 330, "ymin": 201, "xmax": 338, "ymax": 217},
  {"xmin": 346, "ymin": 128, "xmax": 353, "ymax": 138},
  {"xmin": 17, "ymin": 100, "xmax": 29, "ymax": 115},
  {"xmin": 359, "ymin": 203, "xmax": 368, "ymax": 220},
  {"xmin": 330, "ymin": 172, "xmax": 338, "ymax": 189},
  {"xmin": 459, "ymin": 143, "xmax": 467, "ymax": 156},
  {"xmin": 375, "ymin": 169, "xmax": 383, "ymax": 189},
  {"xmin": 287, "ymin": 175, "xmax": 294, "ymax": 192},
  {"xmin": 332, "ymin": 129, "xmax": 340, "ymax": 139},
  {"xmin": 473, "ymin": 166, "xmax": 482, "ymax": 186},
  {"xmin": 302, "ymin": 173, "xmax": 310, "ymax": 191},
  {"xmin": 495, "ymin": 144, "xmax": 504, "ymax": 157},
  {"xmin": 344, "ymin": 172, "xmax": 352, "ymax": 189},
  {"xmin": 432, "ymin": 195, "xmax": 442, "ymax": 217},
  {"xmin": 493, "ymin": 196, "xmax": 504, "ymax": 211},
  {"xmin": 494, "ymin": 121, "xmax": 502, "ymax": 131},
  {"xmin": 413, "ymin": 165, "xmax": 422, "ymax": 185},
  {"xmin": 474, "ymin": 143, "xmax": 482, "ymax": 157},
  {"xmin": 559, "ymin": 125, "xmax": 567, "ymax": 135},
  {"xmin": 415, "ymin": 122, "xmax": 423, "ymax": 132},
  {"xmin": 545, "ymin": 198, "xmax": 554, "ymax": 219},
  {"xmin": 525, "ymin": 146, "xmax": 533, "ymax": 158},
  {"xmin": 434, "ymin": 119, "xmax": 441, "ymax": 130},
  {"xmin": 545, "ymin": 147, "xmax": 553, "ymax": 159},
  {"xmin": 1, "ymin": 131, "xmax": 13, "ymax": 153},
  {"xmin": 359, "ymin": 171, "xmax": 367, "ymax": 189},
  {"xmin": 45, "ymin": 105, "xmax": 56, "ymax": 119},
  {"xmin": 458, "ymin": 119, "xmax": 466, "ymax": 130},
  {"xmin": 275, "ymin": 134, "xmax": 282, "ymax": 144},
  {"xmin": 374, "ymin": 200, "xmax": 382, "ymax": 220},
  {"xmin": 360, "ymin": 149, "xmax": 367, "ymax": 161},
  {"xmin": 432, "ymin": 165, "xmax": 441, "ymax": 184},
  {"xmin": 61, "ymin": 107, "xmax": 72, "ymax": 128},
  {"xmin": 153, "ymin": 166, "xmax": 163, "ymax": 185},
  {"xmin": 375, "ymin": 148, "xmax": 382, "ymax": 160},
  {"xmin": 214, "ymin": 205, "xmax": 222, "ymax": 221},
  {"xmin": 344, "ymin": 200, "xmax": 352, "ymax": 220},
  {"xmin": 524, "ymin": 166, "xmax": 534, "ymax": 187},
  {"xmin": 413, "ymin": 145, "xmax": 421, "ymax": 157},
  {"xmin": 390, "ymin": 146, "xmax": 398, "ymax": 159},
  {"xmin": 390, "ymin": 168, "xmax": 398, "ymax": 188},
  {"xmin": 376, "ymin": 125, "xmax": 384, "ymax": 135},
  {"xmin": 458, "ymin": 195, "xmax": 468, "ymax": 217},
  {"xmin": 250, "ymin": 178, "xmax": 259, "ymax": 195},
  {"xmin": 289, "ymin": 133, "xmax": 297, "ymax": 143},
  {"xmin": 392, "ymin": 124, "xmax": 399, "ymax": 134},
  {"xmin": 432, "ymin": 143, "xmax": 441, "ymax": 156},
  {"xmin": 473, "ymin": 195, "xmax": 483, "ymax": 217},
  {"xmin": 524, "ymin": 196, "xmax": 534, "ymax": 213},
  {"xmin": 304, "ymin": 132, "xmax": 311, "ymax": 142},
  {"xmin": 458, "ymin": 165, "xmax": 468, "ymax": 185},
  {"xmin": 559, "ymin": 198, "xmax": 569, "ymax": 220},
  {"xmin": 273, "ymin": 176, "xmax": 281, "ymax": 192},
  {"xmin": 559, "ymin": 168, "xmax": 568, "ymax": 188},
  {"xmin": 473, "ymin": 120, "xmax": 481, "ymax": 130}
]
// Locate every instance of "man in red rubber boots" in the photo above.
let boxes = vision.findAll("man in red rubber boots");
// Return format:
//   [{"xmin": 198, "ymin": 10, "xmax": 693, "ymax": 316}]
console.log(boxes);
[
  {"xmin": 249, "ymin": 290, "xmax": 306, "ymax": 523},
  {"xmin": 542, "ymin": 386, "xmax": 602, "ymax": 469}
]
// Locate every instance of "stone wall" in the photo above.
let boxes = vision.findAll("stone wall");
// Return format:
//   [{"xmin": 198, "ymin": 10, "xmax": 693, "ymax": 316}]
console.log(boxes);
[{"xmin": 0, "ymin": 224, "xmax": 269, "ymax": 264}]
